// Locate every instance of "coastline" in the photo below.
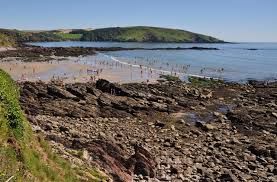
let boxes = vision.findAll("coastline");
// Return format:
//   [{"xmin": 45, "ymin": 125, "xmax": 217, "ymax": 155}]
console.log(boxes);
[
  {"xmin": 0, "ymin": 52, "xmax": 223, "ymax": 84},
  {"xmin": 0, "ymin": 44, "xmax": 276, "ymax": 181}
]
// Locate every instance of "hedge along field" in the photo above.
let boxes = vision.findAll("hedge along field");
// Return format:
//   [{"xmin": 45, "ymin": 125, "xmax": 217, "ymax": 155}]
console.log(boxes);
[{"xmin": 0, "ymin": 69, "xmax": 107, "ymax": 182}]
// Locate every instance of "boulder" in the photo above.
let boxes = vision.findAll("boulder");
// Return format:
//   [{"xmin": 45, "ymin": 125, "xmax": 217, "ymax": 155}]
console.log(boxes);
[
  {"xmin": 129, "ymin": 144, "xmax": 156, "ymax": 178},
  {"xmin": 96, "ymin": 79, "xmax": 128, "ymax": 96},
  {"xmin": 47, "ymin": 85, "xmax": 77, "ymax": 100}
]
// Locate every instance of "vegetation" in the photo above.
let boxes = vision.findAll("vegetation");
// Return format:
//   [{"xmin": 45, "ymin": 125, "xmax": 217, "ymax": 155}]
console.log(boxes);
[
  {"xmin": 0, "ymin": 26, "xmax": 224, "ymax": 46},
  {"xmin": 188, "ymin": 76, "xmax": 224, "ymax": 86},
  {"xmin": 160, "ymin": 74, "xmax": 181, "ymax": 82},
  {"xmin": 81, "ymin": 26, "xmax": 224, "ymax": 43},
  {"xmin": 0, "ymin": 29, "xmax": 84, "ymax": 46},
  {"xmin": 0, "ymin": 33, "xmax": 16, "ymax": 47},
  {"xmin": 56, "ymin": 33, "xmax": 82, "ymax": 40},
  {"xmin": 0, "ymin": 69, "xmax": 107, "ymax": 181}
]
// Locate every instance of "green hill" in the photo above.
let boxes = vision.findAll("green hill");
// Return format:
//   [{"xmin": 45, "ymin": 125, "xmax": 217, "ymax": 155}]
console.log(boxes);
[
  {"xmin": 0, "ymin": 26, "xmax": 224, "ymax": 45},
  {"xmin": 0, "ymin": 28, "xmax": 83, "ymax": 46},
  {"xmin": 0, "ymin": 69, "xmax": 107, "ymax": 181},
  {"xmin": 81, "ymin": 26, "xmax": 224, "ymax": 43}
]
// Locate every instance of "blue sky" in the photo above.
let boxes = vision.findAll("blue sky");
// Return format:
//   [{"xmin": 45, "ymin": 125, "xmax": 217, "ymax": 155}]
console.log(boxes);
[{"xmin": 0, "ymin": 0, "xmax": 276, "ymax": 42}]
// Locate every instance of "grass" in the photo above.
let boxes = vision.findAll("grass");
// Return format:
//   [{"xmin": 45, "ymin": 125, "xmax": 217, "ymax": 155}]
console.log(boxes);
[
  {"xmin": 0, "ymin": 29, "xmax": 83, "ymax": 45},
  {"xmin": 0, "ymin": 69, "xmax": 108, "ymax": 181},
  {"xmin": 0, "ymin": 33, "xmax": 16, "ymax": 47},
  {"xmin": 188, "ymin": 76, "xmax": 224, "ymax": 87},
  {"xmin": 1, "ymin": 26, "xmax": 223, "ymax": 44},
  {"xmin": 56, "ymin": 33, "xmax": 82, "ymax": 40},
  {"xmin": 81, "ymin": 26, "xmax": 224, "ymax": 43}
]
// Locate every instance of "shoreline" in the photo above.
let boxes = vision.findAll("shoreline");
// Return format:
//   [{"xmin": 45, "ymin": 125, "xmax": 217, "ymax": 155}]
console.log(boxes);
[
  {"xmin": 0, "ymin": 45, "xmax": 276, "ymax": 84},
  {"xmin": 0, "ymin": 54, "xmax": 274, "ymax": 85}
]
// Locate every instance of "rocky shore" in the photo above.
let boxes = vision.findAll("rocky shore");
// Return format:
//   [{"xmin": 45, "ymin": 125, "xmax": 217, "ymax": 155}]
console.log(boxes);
[
  {"xmin": 0, "ymin": 46, "xmax": 97, "ymax": 60},
  {"xmin": 0, "ymin": 46, "xmax": 219, "ymax": 61},
  {"xmin": 20, "ymin": 79, "xmax": 277, "ymax": 181}
]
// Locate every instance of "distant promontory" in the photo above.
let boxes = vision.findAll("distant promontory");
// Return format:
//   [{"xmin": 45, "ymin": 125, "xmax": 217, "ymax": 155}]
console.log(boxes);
[{"xmin": 0, "ymin": 26, "xmax": 224, "ymax": 46}]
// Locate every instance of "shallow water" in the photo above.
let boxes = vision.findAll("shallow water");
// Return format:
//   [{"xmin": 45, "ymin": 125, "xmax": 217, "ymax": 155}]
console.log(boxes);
[{"xmin": 29, "ymin": 42, "xmax": 277, "ymax": 82}]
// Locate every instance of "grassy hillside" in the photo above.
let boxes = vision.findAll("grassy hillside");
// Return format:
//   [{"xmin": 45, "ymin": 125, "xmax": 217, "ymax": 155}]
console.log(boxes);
[
  {"xmin": 55, "ymin": 32, "xmax": 83, "ymax": 40},
  {"xmin": 0, "ymin": 33, "xmax": 16, "ymax": 47},
  {"xmin": 0, "ymin": 29, "xmax": 83, "ymax": 45},
  {"xmin": 81, "ymin": 26, "xmax": 224, "ymax": 43},
  {"xmin": 0, "ymin": 26, "xmax": 224, "ymax": 45},
  {"xmin": 0, "ymin": 69, "xmax": 107, "ymax": 181}
]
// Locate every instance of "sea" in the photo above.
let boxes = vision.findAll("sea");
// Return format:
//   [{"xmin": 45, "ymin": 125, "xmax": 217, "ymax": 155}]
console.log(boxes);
[{"xmin": 29, "ymin": 41, "xmax": 277, "ymax": 82}]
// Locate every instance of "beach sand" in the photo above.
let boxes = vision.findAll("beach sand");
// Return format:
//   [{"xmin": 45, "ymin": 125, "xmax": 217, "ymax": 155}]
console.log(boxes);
[
  {"xmin": 0, "ymin": 56, "xmax": 161, "ymax": 84},
  {"xmin": 0, "ymin": 47, "xmax": 16, "ymax": 52}
]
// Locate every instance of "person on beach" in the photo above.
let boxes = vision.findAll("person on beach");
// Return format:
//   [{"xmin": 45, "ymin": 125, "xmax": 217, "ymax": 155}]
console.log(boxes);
[{"xmin": 21, "ymin": 74, "xmax": 24, "ymax": 80}]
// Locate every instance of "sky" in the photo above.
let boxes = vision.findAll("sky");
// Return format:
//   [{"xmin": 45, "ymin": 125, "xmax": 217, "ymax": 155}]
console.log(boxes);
[{"xmin": 0, "ymin": 0, "xmax": 276, "ymax": 42}]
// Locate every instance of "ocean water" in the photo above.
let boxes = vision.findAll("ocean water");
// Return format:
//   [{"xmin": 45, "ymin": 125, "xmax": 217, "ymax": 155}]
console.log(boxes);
[{"xmin": 30, "ymin": 41, "xmax": 277, "ymax": 82}]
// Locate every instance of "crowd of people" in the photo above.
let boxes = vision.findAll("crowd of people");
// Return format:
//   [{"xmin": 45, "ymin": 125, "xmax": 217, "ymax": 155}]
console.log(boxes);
[{"xmin": 3, "ymin": 55, "xmax": 226, "ymax": 83}]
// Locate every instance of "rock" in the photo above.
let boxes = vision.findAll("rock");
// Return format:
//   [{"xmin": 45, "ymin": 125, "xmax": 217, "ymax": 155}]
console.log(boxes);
[
  {"xmin": 82, "ymin": 149, "xmax": 90, "ymax": 160},
  {"xmin": 97, "ymin": 93, "xmax": 112, "ymax": 106},
  {"xmin": 155, "ymin": 120, "xmax": 166, "ymax": 128},
  {"xmin": 163, "ymin": 142, "xmax": 171, "ymax": 147},
  {"xmin": 195, "ymin": 121, "xmax": 204, "ymax": 128},
  {"xmin": 248, "ymin": 145, "xmax": 271, "ymax": 158},
  {"xmin": 272, "ymin": 112, "xmax": 277, "ymax": 118},
  {"xmin": 66, "ymin": 85, "xmax": 87, "ymax": 99},
  {"xmin": 151, "ymin": 102, "xmax": 168, "ymax": 112},
  {"xmin": 195, "ymin": 122, "xmax": 216, "ymax": 131},
  {"xmin": 230, "ymin": 138, "xmax": 241, "ymax": 145},
  {"xmin": 96, "ymin": 79, "xmax": 128, "ymax": 96},
  {"xmin": 47, "ymin": 85, "xmax": 77, "ymax": 100},
  {"xmin": 130, "ymin": 144, "xmax": 156, "ymax": 178},
  {"xmin": 219, "ymin": 169, "xmax": 239, "ymax": 182},
  {"xmin": 59, "ymin": 126, "xmax": 69, "ymax": 132},
  {"xmin": 44, "ymin": 123, "xmax": 53, "ymax": 131},
  {"xmin": 70, "ymin": 129, "xmax": 81, "ymax": 138},
  {"xmin": 170, "ymin": 125, "xmax": 176, "ymax": 131},
  {"xmin": 273, "ymin": 168, "xmax": 277, "ymax": 175},
  {"xmin": 170, "ymin": 166, "xmax": 178, "ymax": 174},
  {"xmin": 178, "ymin": 119, "xmax": 186, "ymax": 124},
  {"xmin": 32, "ymin": 125, "xmax": 42, "ymax": 133},
  {"xmin": 203, "ymin": 124, "xmax": 216, "ymax": 131}
]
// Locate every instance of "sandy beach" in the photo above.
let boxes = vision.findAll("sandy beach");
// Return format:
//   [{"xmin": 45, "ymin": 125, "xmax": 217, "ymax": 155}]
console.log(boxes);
[
  {"xmin": 0, "ymin": 55, "xmax": 162, "ymax": 84},
  {"xmin": 0, "ymin": 47, "xmax": 16, "ymax": 52}
]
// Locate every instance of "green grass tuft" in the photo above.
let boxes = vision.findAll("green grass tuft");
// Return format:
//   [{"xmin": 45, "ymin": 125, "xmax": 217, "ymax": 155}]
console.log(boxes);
[{"xmin": 188, "ymin": 76, "xmax": 224, "ymax": 86}]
